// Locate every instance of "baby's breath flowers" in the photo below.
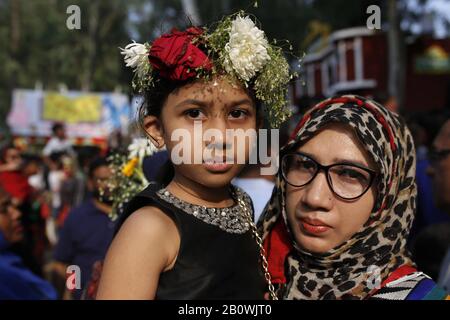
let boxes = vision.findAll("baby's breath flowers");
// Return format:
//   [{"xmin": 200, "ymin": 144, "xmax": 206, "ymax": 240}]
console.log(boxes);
[{"xmin": 102, "ymin": 138, "xmax": 165, "ymax": 220}]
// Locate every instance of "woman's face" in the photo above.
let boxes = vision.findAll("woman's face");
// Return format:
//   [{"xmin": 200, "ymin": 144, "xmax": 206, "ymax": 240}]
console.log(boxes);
[
  {"xmin": 284, "ymin": 123, "xmax": 377, "ymax": 254},
  {"xmin": 146, "ymin": 76, "xmax": 258, "ymax": 188}
]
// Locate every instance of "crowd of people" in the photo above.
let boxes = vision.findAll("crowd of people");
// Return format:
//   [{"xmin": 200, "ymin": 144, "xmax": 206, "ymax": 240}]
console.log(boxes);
[
  {"xmin": 0, "ymin": 104, "xmax": 448, "ymax": 300},
  {"xmin": 0, "ymin": 15, "xmax": 449, "ymax": 298},
  {"xmin": 0, "ymin": 123, "xmax": 120, "ymax": 299}
]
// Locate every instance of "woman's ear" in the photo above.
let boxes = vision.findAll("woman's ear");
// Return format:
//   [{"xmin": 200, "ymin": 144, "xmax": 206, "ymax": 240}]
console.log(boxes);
[{"xmin": 143, "ymin": 115, "xmax": 165, "ymax": 148}]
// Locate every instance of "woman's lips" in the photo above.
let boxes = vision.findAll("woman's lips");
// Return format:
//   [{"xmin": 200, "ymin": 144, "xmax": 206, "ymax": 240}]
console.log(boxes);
[{"xmin": 299, "ymin": 217, "xmax": 332, "ymax": 235}]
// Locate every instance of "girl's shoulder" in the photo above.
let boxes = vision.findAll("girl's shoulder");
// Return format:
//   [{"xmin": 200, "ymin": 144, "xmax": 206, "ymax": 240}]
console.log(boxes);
[
  {"xmin": 117, "ymin": 182, "xmax": 180, "ymax": 229},
  {"xmin": 370, "ymin": 265, "xmax": 450, "ymax": 300}
]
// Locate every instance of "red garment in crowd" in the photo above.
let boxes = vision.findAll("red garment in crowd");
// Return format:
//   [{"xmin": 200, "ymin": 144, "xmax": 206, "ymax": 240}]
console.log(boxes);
[{"xmin": 0, "ymin": 170, "xmax": 33, "ymax": 202}]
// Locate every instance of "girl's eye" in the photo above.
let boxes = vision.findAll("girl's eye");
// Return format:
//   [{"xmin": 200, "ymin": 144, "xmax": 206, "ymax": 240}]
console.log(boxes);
[
  {"xmin": 184, "ymin": 109, "xmax": 206, "ymax": 119},
  {"xmin": 228, "ymin": 109, "xmax": 248, "ymax": 119}
]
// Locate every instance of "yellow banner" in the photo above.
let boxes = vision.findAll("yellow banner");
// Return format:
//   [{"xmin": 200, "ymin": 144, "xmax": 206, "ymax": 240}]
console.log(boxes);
[{"xmin": 42, "ymin": 93, "xmax": 102, "ymax": 123}]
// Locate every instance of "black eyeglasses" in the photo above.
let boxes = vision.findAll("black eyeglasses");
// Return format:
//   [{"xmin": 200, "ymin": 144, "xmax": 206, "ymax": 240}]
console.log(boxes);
[
  {"xmin": 281, "ymin": 152, "xmax": 378, "ymax": 200},
  {"xmin": 429, "ymin": 148, "xmax": 450, "ymax": 164}
]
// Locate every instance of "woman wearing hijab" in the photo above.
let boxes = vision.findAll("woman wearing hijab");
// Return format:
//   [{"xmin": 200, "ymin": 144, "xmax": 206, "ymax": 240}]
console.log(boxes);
[{"xmin": 259, "ymin": 95, "xmax": 450, "ymax": 300}]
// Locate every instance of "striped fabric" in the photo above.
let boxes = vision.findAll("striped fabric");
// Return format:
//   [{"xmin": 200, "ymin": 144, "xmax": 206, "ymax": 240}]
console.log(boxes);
[{"xmin": 370, "ymin": 272, "xmax": 450, "ymax": 300}]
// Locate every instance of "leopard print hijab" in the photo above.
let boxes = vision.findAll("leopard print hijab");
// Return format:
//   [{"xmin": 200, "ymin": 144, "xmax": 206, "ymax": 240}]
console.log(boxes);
[{"xmin": 258, "ymin": 95, "xmax": 417, "ymax": 299}]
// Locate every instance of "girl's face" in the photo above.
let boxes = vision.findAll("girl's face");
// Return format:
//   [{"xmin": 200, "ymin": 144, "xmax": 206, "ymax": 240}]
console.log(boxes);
[
  {"xmin": 284, "ymin": 123, "xmax": 377, "ymax": 254},
  {"xmin": 146, "ymin": 76, "xmax": 258, "ymax": 188}
]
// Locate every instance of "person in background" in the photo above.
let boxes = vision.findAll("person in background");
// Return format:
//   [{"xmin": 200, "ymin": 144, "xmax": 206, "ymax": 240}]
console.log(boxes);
[
  {"xmin": 407, "ymin": 115, "xmax": 450, "ymax": 246},
  {"xmin": 59, "ymin": 154, "xmax": 86, "ymax": 225},
  {"xmin": 143, "ymin": 149, "xmax": 169, "ymax": 182},
  {"xmin": 427, "ymin": 118, "xmax": 450, "ymax": 292},
  {"xmin": 0, "ymin": 186, "xmax": 57, "ymax": 300},
  {"xmin": 42, "ymin": 123, "xmax": 74, "ymax": 158},
  {"xmin": 233, "ymin": 163, "xmax": 275, "ymax": 223},
  {"xmin": 0, "ymin": 145, "xmax": 44, "ymax": 276},
  {"xmin": 51, "ymin": 157, "xmax": 116, "ymax": 299},
  {"xmin": 42, "ymin": 123, "xmax": 76, "ymax": 215},
  {"xmin": 45, "ymin": 152, "xmax": 67, "ymax": 245},
  {"xmin": 233, "ymin": 127, "xmax": 276, "ymax": 222},
  {"xmin": 19, "ymin": 154, "xmax": 50, "ymax": 271},
  {"xmin": 0, "ymin": 144, "xmax": 33, "ymax": 205}
]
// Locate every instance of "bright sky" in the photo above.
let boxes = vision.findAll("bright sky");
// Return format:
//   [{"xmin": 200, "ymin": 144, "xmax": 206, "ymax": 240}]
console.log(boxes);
[
  {"xmin": 407, "ymin": 0, "xmax": 450, "ymax": 38},
  {"xmin": 429, "ymin": 0, "xmax": 450, "ymax": 37},
  {"xmin": 128, "ymin": 0, "xmax": 450, "ymax": 39}
]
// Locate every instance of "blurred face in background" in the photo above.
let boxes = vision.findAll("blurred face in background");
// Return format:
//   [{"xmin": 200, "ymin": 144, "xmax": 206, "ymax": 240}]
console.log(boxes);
[
  {"xmin": 3, "ymin": 147, "xmax": 22, "ymax": 169},
  {"xmin": 22, "ymin": 159, "xmax": 41, "ymax": 177},
  {"xmin": 428, "ymin": 120, "xmax": 450, "ymax": 212},
  {"xmin": 55, "ymin": 127, "xmax": 66, "ymax": 140},
  {"xmin": 0, "ymin": 197, "xmax": 24, "ymax": 244},
  {"xmin": 89, "ymin": 165, "xmax": 113, "ymax": 206}
]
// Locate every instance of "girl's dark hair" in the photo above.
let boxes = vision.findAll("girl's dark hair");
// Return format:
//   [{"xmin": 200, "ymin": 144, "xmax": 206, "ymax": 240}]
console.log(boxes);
[{"xmin": 137, "ymin": 76, "xmax": 194, "ymax": 186}]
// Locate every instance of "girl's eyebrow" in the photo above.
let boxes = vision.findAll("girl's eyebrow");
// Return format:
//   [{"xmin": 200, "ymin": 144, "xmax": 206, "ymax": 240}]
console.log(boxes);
[
  {"xmin": 174, "ymin": 98, "xmax": 254, "ymax": 109},
  {"xmin": 227, "ymin": 99, "xmax": 253, "ymax": 108},
  {"xmin": 174, "ymin": 99, "xmax": 209, "ymax": 109}
]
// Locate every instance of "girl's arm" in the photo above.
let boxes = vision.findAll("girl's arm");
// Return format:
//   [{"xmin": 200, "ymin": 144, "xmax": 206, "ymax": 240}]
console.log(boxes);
[{"xmin": 95, "ymin": 206, "xmax": 180, "ymax": 300}]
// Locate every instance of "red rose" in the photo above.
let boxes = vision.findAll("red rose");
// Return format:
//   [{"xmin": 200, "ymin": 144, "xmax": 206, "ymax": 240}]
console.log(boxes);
[{"xmin": 149, "ymin": 27, "xmax": 212, "ymax": 81}]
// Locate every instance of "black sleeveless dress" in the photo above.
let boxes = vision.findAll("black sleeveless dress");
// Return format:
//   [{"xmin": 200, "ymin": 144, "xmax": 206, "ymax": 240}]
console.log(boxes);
[{"xmin": 116, "ymin": 182, "xmax": 266, "ymax": 300}]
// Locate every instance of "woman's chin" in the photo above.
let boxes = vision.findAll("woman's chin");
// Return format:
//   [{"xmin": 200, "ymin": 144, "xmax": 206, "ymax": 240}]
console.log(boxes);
[{"xmin": 295, "ymin": 233, "xmax": 338, "ymax": 254}]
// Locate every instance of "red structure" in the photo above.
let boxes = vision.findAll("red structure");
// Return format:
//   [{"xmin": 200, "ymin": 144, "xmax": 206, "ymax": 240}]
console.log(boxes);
[{"xmin": 294, "ymin": 26, "xmax": 450, "ymax": 112}]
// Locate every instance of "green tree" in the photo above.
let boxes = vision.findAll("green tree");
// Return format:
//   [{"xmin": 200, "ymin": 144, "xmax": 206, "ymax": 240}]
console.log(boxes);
[{"xmin": 0, "ymin": 0, "xmax": 130, "ymax": 128}]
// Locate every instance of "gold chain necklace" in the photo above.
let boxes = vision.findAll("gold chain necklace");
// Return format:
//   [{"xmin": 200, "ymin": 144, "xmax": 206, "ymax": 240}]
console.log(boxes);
[{"xmin": 237, "ymin": 196, "xmax": 278, "ymax": 300}]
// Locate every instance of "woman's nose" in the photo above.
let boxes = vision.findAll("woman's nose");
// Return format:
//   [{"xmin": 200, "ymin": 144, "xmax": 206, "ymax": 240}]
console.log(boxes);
[{"xmin": 300, "ymin": 171, "xmax": 334, "ymax": 211}]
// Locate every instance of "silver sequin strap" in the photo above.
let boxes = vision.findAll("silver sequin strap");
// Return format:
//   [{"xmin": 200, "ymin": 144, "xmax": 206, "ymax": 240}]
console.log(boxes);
[{"xmin": 156, "ymin": 186, "xmax": 252, "ymax": 234}]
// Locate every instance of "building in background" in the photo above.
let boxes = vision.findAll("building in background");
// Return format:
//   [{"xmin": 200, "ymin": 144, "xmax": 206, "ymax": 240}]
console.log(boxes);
[{"xmin": 294, "ymin": 26, "xmax": 450, "ymax": 112}]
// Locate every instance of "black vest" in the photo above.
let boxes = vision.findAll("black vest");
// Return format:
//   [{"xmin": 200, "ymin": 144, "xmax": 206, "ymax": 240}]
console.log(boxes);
[{"xmin": 117, "ymin": 183, "xmax": 266, "ymax": 300}]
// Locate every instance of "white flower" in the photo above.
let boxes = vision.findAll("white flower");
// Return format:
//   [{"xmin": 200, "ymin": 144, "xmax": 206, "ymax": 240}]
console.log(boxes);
[
  {"xmin": 120, "ymin": 41, "xmax": 149, "ymax": 79},
  {"xmin": 224, "ymin": 16, "xmax": 270, "ymax": 81},
  {"xmin": 128, "ymin": 138, "xmax": 163, "ymax": 160}
]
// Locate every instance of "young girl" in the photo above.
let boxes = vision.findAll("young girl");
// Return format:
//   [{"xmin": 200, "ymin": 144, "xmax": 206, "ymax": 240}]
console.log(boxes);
[{"xmin": 96, "ymin": 13, "xmax": 293, "ymax": 300}]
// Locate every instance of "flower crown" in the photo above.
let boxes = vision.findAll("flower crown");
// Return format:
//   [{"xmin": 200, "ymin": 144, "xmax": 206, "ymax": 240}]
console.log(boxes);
[{"xmin": 120, "ymin": 11, "xmax": 297, "ymax": 128}]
